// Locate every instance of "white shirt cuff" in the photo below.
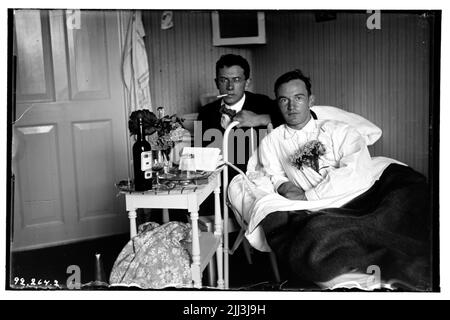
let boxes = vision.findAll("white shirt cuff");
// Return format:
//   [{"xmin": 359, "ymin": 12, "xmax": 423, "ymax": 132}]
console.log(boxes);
[{"xmin": 273, "ymin": 177, "xmax": 290, "ymax": 193}]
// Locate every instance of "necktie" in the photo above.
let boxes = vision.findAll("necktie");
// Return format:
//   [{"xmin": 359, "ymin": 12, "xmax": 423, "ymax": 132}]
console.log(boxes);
[
  {"xmin": 219, "ymin": 105, "xmax": 237, "ymax": 129},
  {"xmin": 219, "ymin": 105, "xmax": 237, "ymax": 118}
]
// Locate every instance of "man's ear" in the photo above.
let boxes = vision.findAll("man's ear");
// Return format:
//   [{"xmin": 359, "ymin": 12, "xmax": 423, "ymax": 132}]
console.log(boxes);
[
  {"xmin": 244, "ymin": 78, "xmax": 251, "ymax": 91},
  {"xmin": 214, "ymin": 78, "xmax": 220, "ymax": 90},
  {"xmin": 308, "ymin": 95, "xmax": 315, "ymax": 108}
]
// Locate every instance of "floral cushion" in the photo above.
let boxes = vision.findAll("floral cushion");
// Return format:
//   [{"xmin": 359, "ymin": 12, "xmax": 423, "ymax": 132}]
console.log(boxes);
[{"xmin": 109, "ymin": 221, "xmax": 192, "ymax": 289}]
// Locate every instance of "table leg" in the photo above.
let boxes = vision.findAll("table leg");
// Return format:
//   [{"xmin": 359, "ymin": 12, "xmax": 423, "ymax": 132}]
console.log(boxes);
[
  {"xmin": 214, "ymin": 178, "xmax": 224, "ymax": 289},
  {"xmin": 128, "ymin": 209, "xmax": 137, "ymax": 239},
  {"xmin": 207, "ymin": 256, "xmax": 217, "ymax": 287},
  {"xmin": 162, "ymin": 208, "xmax": 170, "ymax": 223},
  {"xmin": 190, "ymin": 208, "xmax": 201, "ymax": 288},
  {"xmin": 202, "ymin": 218, "xmax": 216, "ymax": 287}
]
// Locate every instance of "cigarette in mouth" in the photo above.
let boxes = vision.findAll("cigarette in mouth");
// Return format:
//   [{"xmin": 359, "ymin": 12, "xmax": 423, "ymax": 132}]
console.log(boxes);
[{"xmin": 217, "ymin": 94, "xmax": 229, "ymax": 98}]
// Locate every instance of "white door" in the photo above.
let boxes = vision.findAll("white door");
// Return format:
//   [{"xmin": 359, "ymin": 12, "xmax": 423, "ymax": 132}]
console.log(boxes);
[{"xmin": 12, "ymin": 10, "xmax": 130, "ymax": 250}]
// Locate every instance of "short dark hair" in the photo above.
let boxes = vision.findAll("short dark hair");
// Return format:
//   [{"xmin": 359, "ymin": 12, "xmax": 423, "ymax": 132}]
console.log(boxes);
[
  {"xmin": 274, "ymin": 69, "xmax": 312, "ymax": 97},
  {"xmin": 216, "ymin": 54, "xmax": 250, "ymax": 79}
]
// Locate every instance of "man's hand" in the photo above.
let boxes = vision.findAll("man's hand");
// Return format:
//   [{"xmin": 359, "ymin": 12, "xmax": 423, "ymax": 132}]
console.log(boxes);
[
  {"xmin": 234, "ymin": 110, "xmax": 271, "ymax": 128},
  {"xmin": 277, "ymin": 181, "xmax": 307, "ymax": 200}
]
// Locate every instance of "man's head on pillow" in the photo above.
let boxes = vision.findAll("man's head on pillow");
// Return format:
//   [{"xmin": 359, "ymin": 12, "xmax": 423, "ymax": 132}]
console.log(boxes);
[{"xmin": 274, "ymin": 69, "xmax": 315, "ymax": 130}]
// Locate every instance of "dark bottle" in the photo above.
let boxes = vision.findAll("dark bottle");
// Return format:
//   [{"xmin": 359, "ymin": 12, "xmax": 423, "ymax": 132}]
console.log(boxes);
[{"xmin": 133, "ymin": 117, "xmax": 152, "ymax": 191}]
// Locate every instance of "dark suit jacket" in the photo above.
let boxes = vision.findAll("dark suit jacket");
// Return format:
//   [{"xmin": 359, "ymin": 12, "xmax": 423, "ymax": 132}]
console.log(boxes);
[
  {"xmin": 198, "ymin": 91, "xmax": 283, "ymax": 175},
  {"xmin": 198, "ymin": 91, "xmax": 283, "ymax": 137}
]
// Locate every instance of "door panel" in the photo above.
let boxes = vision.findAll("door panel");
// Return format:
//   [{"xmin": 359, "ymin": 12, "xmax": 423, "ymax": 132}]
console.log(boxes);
[
  {"xmin": 15, "ymin": 10, "xmax": 55, "ymax": 102},
  {"xmin": 67, "ymin": 11, "xmax": 110, "ymax": 100},
  {"xmin": 15, "ymin": 125, "xmax": 64, "ymax": 227},
  {"xmin": 72, "ymin": 120, "xmax": 116, "ymax": 220},
  {"xmin": 13, "ymin": 10, "xmax": 130, "ymax": 250}
]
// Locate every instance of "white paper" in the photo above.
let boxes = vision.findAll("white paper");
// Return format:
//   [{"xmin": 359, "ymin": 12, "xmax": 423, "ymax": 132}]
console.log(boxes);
[{"xmin": 180, "ymin": 147, "xmax": 221, "ymax": 171}]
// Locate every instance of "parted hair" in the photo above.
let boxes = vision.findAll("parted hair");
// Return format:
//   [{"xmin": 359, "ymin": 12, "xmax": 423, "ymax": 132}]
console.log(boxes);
[
  {"xmin": 274, "ymin": 69, "xmax": 312, "ymax": 97},
  {"xmin": 216, "ymin": 54, "xmax": 250, "ymax": 79}
]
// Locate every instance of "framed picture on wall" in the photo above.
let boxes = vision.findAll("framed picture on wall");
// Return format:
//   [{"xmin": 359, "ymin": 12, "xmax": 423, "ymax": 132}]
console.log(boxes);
[{"xmin": 211, "ymin": 11, "xmax": 266, "ymax": 46}]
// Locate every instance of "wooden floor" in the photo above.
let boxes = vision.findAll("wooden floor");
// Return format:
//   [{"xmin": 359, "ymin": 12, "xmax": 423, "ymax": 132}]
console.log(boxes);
[
  {"xmin": 9, "ymin": 210, "xmax": 318, "ymax": 291},
  {"xmin": 9, "ymin": 233, "xmax": 299, "ymax": 290}
]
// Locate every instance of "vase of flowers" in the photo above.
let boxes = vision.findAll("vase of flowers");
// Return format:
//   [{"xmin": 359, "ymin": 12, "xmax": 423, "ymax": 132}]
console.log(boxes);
[
  {"xmin": 291, "ymin": 140, "xmax": 326, "ymax": 173},
  {"xmin": 128, "ymin": 109, "xmax": 186, "ymax": 188}
]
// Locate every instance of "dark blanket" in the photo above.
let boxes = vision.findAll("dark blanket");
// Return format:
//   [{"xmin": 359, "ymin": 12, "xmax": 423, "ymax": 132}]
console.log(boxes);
[{"xmin": 261, "ymin": 164, "xmax": 432, "ymax": 290}]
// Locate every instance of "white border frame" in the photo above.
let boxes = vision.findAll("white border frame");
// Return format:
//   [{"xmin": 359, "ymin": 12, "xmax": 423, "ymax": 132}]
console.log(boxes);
[{"xmin": 211, "ymin": 11, "xmax": 266, "ymax": 46}]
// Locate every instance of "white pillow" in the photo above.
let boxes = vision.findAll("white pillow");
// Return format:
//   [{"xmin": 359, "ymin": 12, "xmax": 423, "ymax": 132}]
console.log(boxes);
[{"xmin": 310, "ymin": 105, "xmax": 382, "ymax": 146}]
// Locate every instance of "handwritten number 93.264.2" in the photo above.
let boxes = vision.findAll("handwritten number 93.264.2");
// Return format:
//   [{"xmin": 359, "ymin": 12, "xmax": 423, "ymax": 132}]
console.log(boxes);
[{"xmin": 13, "ymin": 277, "xmax": 60, "ymax": 288}]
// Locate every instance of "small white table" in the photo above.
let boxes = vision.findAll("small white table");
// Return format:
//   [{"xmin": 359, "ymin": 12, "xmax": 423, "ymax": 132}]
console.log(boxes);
[{"xmin": 121, "ymin": 169, "xmax": 224, "ymax": 289}]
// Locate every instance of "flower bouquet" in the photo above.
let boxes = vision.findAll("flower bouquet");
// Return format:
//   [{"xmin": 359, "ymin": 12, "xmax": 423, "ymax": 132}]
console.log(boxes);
[
  {"xmin": 291, "ymin": 140, "xmax": 326, "ymax": 173},
  {"xmin": 128, "ymin": 109, "xmax": 186, "ymax": 151}
]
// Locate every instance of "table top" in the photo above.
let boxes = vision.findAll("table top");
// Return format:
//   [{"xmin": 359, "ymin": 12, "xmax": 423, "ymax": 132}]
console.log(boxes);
[
  {"xmin": 116, "ymin": 168, "xmax": 222, "ymax": 196},
  {"xmin": 119, "ymin": 168, "xmax": 223, "ymax": 211}
]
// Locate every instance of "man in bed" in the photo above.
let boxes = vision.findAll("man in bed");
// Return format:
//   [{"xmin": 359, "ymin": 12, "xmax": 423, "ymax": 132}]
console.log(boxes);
[{"xmin": 257, "ymin": 69, "xmax": 432, "ymax": 290}]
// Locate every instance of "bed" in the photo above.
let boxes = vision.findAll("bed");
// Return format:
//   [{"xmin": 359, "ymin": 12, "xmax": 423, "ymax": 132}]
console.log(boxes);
[{"xmin": 227, "ymin": 106, "xmax": 432, "ymax": 291}]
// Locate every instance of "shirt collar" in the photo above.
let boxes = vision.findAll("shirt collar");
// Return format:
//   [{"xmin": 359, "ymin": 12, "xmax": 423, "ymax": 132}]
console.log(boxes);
[
  {"xmin": 221, "ymin": 93, "xmax": 246, "ymax": 113},
  {"xmin": 283, "ymin": 116, "xmax": 317, "ymax": 140}
]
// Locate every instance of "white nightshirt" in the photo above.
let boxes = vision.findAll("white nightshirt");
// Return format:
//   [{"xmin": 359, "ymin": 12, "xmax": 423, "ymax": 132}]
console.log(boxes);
[{"xmin": 259, "ymin": 118, "xmax": 376, "ymax": 201}]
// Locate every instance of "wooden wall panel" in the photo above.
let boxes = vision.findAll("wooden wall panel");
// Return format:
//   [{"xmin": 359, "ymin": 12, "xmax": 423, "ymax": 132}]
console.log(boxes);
[
  {"xmin": 142, "ymin": 10, "xmax": 253, "ymax": 116},
  {"xmin": 253, "ymin": 11, "xmax": 430, "ymax": 176}
]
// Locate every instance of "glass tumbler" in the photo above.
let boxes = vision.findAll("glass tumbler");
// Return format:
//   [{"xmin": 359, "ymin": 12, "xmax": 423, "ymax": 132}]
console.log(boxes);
[{"xmin": 179, "ymin": 153, "xmax": 196, "ymax": 179}]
